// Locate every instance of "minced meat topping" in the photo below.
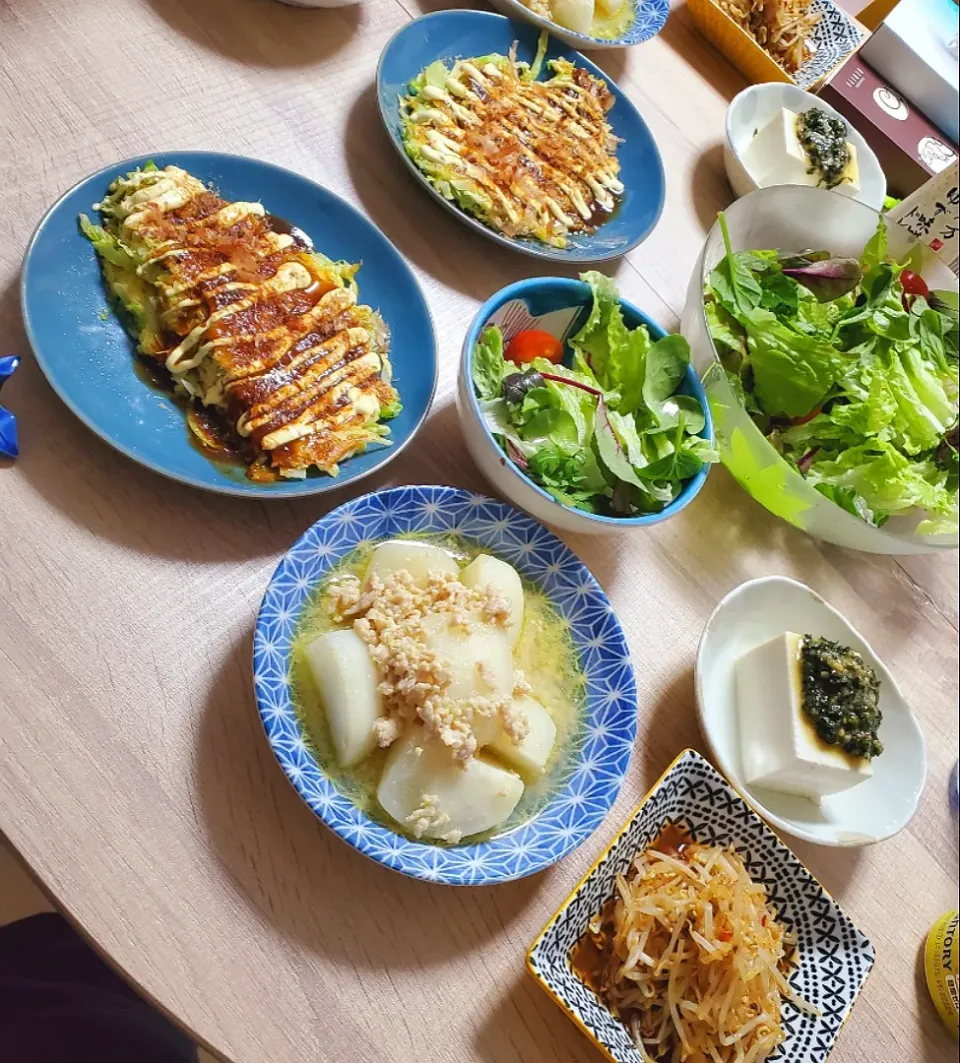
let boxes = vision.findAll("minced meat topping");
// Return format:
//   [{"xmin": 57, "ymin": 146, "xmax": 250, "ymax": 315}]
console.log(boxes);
[{"xmin": 328, "ymin": 570, "xmax": 530, "ymax": 761}]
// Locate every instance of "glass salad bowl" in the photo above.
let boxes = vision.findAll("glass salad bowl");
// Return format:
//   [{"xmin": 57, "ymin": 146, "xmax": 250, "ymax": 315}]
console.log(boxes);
[{"xmin": 681, "ymin": 185, "xmax": 959, "ymax": 554}]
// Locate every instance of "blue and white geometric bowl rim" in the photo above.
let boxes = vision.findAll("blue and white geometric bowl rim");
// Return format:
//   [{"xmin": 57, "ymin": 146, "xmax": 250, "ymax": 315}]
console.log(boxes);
[
  {"xmin": 527, "ymin": 749, "xmax": 875, "ymax": 1063},
  {"xmin": 492, "ymin": 0, "xmax": 670, "ymax": 48},
  {"xmin": 253, "ymin": 484, "xmax": 639, "ymax": 886}
]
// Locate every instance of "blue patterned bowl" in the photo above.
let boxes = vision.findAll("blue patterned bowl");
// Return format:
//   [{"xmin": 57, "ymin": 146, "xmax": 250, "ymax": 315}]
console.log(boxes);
[
  {"xmin": 253, "ymin": 485, "xmax": 638, "ymax": 885},
  {"xmin": 527, "ymin": 749, "xmax": 875, "ymax": 1063},
  {"xmin": 487, "ymin": 0, "xmax": 669, "ymax": 50}
]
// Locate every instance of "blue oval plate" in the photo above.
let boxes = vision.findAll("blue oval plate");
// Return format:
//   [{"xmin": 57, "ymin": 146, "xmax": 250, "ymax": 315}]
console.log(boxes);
[
  {"xmin": 254, "ymin": 485, "xmax": 638, "ymax": 885},
  {"xmin": 376, "ymin": 12, "xmax": 666, "ymax": 263},
  {"xmin": 21, "ymin": 152, "xmax": 438, "ymax": 498}
]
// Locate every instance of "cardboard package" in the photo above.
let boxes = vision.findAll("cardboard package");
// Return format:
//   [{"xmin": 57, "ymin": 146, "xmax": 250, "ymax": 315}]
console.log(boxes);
[
  {"xmin": 819, "ymin": 54, "xmax": 959, "ymax": 196},
  {"xmin": 860, "ymin": 0, "xmax": 959, "ymax": 143}
]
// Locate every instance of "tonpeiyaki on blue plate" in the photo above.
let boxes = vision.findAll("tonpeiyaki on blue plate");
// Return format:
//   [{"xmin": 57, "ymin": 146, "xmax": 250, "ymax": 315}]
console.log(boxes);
[
  {"xmin": 376, "ymin": 11, "xmax": 666, "ymax": 263},
  {"xmin": 253, "ymin": 485, "xmax": 639, "ymax": 885},
  {"xmin": 20, "ymin": 151, "xmax": 438, "ymax": 498}
]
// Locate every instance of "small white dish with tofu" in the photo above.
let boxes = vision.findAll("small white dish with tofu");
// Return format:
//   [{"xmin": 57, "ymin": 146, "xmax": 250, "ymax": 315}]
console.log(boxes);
[
  {"xmin": 724, "ymin": 83, "xmax": 886, "ymax": 211},
  {"xmin": 695, "ymin": 576, "xmax": 925, "ymax": 846}
]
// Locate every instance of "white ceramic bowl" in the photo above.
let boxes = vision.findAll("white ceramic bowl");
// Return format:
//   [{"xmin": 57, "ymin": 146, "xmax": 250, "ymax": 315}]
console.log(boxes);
[
  {"xmin": 695, "ymin": 576, "xmax": 926, "ymax": 847},
  {"xmin": 457, "ymin": 277, "xmax": 713, "ymax": 535},
  {"xmin": 724, "ymin": 83, "xmax": 886, "ymax": 211},
  {"xmin": 681, "ymin": 185, "xmax": 959, "ymax": 554}
]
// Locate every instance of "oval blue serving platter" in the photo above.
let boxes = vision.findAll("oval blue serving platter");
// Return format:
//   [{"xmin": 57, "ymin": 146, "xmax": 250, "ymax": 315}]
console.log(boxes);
[
  {"xmin": 376, "ymin": 11, "xmax": 666, "ymax": 263},
  {"xmin": 21, "ymin": 151, "xmax": 438, "ymax": 498},
  {"xmin": 254, "ymin": 485, "xmax": 639, "ymax": 885}
]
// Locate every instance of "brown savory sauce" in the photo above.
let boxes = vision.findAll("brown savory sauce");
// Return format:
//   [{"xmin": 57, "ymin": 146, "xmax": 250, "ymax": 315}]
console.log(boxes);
[
  {"xmin": 649, "ymin": 822, "xmax": 693, "ymax": 859},
  {"xmin": 569, "ymin": 823, "xmax": 695, "ymax": 995},
  {"xmin": 133, "ymin": 352, "xmax": 265, "ymax": 476},
  {"xmin": 185, "ymin": 407, "xmax": 247, "ymax": 467},
  {"xmin": 570, "ymin": 896, "xmax": 617, "ymax": 994}
]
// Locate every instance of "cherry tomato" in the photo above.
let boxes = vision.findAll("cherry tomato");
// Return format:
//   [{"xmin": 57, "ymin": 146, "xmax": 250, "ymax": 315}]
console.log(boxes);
[
  {"xmin": 790, "ymin": 406, "xmax": 822, "ymax": 426},
  {"xmin": 505, "ymin": 329, "xmax": 563, "ymax": 365},
  {"xmin": 900, "ymin": 270, "xmax": 930, "ymax": 298},
  {"xmin": 900, "ymin": 269, "xmax": 929, "ymax": 311}
]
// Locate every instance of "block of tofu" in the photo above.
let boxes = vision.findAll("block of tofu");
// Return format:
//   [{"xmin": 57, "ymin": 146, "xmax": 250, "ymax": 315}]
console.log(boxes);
[
  {"xmin": 303, "ymin": 629, "xmax": 383, "ymax": 768},
  {"xmin": 489, "ymin": 696, "xmax": 557, "ymax": 778},
  {"xmin": 459, "ymin": 554, "xmax": 524, "ymax": 646},
  {"xmin": 420, "ymin": 613, "xmax": 513, "ymax": 746},
  {"xmin": 364, "ymin": 540, "xmax": 459, "ymax": 587},
  {"xmin": 742, "ymin": 108, "xmax": 860, "ymax": 196},
  {"xmin": 736, "ymin": 631, "xmax": 872, "ymax": 800},
  {"xmin": 378, "ymin": 729, "xmax": 524, "ymax": 840}
]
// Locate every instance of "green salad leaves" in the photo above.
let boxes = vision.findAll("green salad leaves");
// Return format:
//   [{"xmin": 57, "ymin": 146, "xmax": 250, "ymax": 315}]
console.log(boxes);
[
  {"xmin": 472, "ymin": 273, "xmax": 716, "ymax": 517},
  {"xmin": 704, "ymin": 213, "xmax": 959, "ymax": 534}
]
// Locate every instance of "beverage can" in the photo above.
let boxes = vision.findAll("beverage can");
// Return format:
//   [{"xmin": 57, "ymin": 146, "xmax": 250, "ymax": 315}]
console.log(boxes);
[{"xmin": 926, "ymin": 909, "xmax": 959, "ymax": 1038}]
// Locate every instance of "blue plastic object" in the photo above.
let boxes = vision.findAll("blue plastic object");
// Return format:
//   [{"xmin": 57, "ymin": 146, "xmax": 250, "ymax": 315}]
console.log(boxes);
[
  {"xmin": 254, "ymin": 485, "xmax": 638, "ymax": 885},
  {"xmin": 20, "ymin": 152, "xmax": 437, "ymax": 498},
  {"xmin": 0, "ymin": 354, "xmax": 19, "ymax": 459},
  {"xmin": 463, "ymin": 276, "xmax": 714, "ymax": 528},
  {"xmin": 377, "ymin": 11, "xmax": 666, "ymax": 263}
]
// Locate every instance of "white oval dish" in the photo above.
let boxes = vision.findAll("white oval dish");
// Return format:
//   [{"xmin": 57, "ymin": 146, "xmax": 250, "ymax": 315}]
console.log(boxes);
[
  {"xmin": 724, "ymin": 83, "xmax": 886, "ymax": 211},
  {"xmin": 695, "ymin": 576, "xmax": 925, "ymax": 847}
]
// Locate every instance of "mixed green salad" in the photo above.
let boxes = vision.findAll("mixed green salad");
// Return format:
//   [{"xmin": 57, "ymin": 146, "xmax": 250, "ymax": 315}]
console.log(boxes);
[
  {"xmin": 472, "ymin": 273, "xmax": 717, "ymax": 518},
  {"xmin": 705, "ymin": 214, "xmax": 959, "ymax": 535}
]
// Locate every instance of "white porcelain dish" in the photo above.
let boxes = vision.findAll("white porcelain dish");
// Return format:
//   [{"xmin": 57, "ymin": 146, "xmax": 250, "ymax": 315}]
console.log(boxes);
[
  {"xmin": 695, "ymin": 576, "xmax": 926, "ymax": 846},
  {"xmin": 724, "ymin": 83, "xmax": 886, "ymax": 210}
]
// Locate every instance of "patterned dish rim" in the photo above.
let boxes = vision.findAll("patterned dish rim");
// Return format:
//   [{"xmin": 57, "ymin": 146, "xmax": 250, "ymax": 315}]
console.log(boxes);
[
  {"xmin": 253, "ymin": 484, "xmax": 639, "ymax": 886},
  {"xmin": 526, "ymin": 748, "xmax": 875, "ymax": 1063},
  {"xmin": 693, "ymin": 0, "xmax": 865, "ymax": 91},
  {"xmin": 489, "ymin": 0, "xmax": 670, "ymax": 50}
]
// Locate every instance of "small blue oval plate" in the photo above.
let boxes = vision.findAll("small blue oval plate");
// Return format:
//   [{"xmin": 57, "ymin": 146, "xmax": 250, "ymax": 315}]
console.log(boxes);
[
  {"xmin": 376, "ymin": 11, "xmax": 666, "ymax": 263},
  {"xmin": 254, "ymin": 485, "xmax": 639, "ymax": 885},
  {"xmin": 21, "ymin": 152, "xmax": 438, "ymax": 498}
]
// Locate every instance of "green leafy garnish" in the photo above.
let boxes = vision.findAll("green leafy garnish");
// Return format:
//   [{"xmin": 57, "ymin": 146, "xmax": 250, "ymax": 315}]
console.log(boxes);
[
  {"xmin": 470, "ymin": 274, "xmax": 717, "ymax": 518},
  {"xmin": 702, "ymin": 212, "xmax": 959, "ymax": 535}
]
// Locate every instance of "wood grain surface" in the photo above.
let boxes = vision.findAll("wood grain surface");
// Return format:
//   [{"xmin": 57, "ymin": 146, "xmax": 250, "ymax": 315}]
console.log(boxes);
[{"xmin": 0, "ymin": 1, "xmax": 957, "ymax": 1061}]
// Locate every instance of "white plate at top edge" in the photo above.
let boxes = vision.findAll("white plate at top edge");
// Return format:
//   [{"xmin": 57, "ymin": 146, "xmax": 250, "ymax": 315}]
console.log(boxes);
[{"xmin": 695, "ymin": 576, "xmax": 926, "ymax": 846}]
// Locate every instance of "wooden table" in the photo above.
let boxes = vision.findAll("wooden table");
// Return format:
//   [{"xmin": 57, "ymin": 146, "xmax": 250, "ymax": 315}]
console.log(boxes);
[{"xmin": 1, "ymin": 0, "xmax": 957, "ymax": 1060}]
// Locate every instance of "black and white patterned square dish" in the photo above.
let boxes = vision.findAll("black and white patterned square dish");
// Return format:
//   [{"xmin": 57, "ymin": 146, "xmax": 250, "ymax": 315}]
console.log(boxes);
[
  {"xmin": 794, "ymin": 0, "xmax": 865, "ymax": 90},
  {"xmin": 526, "ymin": 749, "xmax": 875, "ymax": 1063}
]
